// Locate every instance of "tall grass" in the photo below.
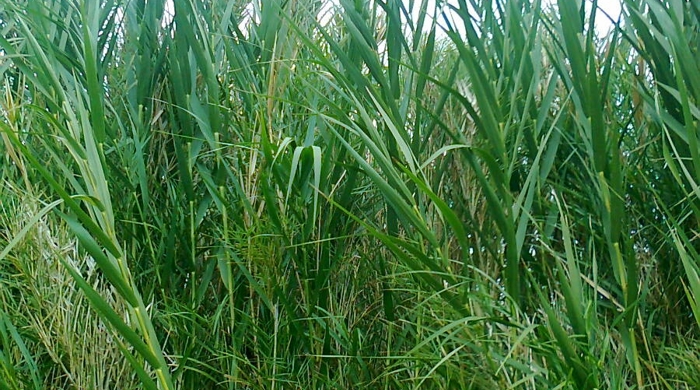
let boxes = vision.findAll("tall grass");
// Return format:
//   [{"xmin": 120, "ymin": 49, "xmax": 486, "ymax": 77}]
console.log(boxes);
[{"xmin": 1, "ymin": 0, "xmax": 699, "ymax": 388}]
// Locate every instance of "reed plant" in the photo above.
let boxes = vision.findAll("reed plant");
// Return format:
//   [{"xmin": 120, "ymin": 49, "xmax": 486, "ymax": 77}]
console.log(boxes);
[{"xmin": 1, "ymin": 0, "xmax": 699, "ymax": 388}]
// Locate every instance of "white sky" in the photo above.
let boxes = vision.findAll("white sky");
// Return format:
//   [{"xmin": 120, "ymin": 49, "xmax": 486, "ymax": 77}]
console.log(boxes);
[
  {"xmin": 425, "ymin": 0, "xmax": 623, "ymax": 37},
  {"xmin": 547, "ymin": 0, "xmax": 623, "ymax": 35},
  {"xmin": 589, "ymin": 0, "xmax": 623, "ymax": 34},
  {"xmin": 162, "ymin": 0, "xmax": 624, "ymax": 39}
]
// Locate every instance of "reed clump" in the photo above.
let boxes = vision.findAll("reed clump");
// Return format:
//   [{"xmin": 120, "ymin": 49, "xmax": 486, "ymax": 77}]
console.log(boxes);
[{"xmin": 1, "ymin": 0, "xmax": 698, "ymax": 388}]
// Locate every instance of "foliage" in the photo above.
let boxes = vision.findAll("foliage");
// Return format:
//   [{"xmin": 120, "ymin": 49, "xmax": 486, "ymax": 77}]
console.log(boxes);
[{"xmin": 0, "ymin": 0, "xmax": 699, "ymax": 388}]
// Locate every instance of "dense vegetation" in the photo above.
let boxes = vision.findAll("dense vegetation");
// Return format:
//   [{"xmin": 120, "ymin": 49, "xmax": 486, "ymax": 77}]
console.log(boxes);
[{"xmin": 1, "ymin": 0, "xmax": 699, "ymax": 388}]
